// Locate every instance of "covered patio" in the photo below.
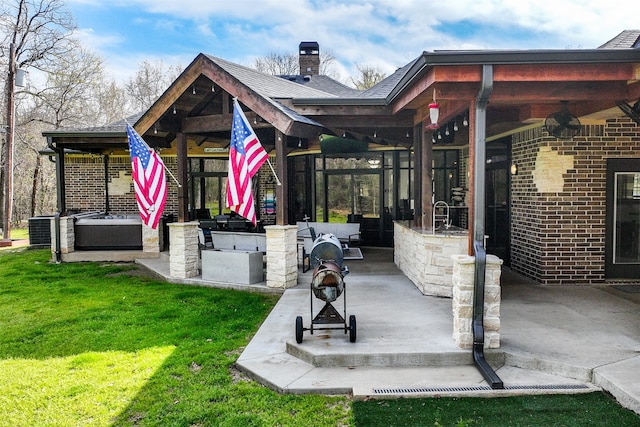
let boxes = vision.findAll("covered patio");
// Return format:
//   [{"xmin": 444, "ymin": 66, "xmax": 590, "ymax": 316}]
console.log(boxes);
[{"xmin": 43, "ymin": 34, "xmax": 640, "ymax": 286}]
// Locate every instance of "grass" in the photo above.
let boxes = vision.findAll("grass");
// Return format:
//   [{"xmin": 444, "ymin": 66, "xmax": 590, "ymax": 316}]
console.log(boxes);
[
  {"xmin": 8, "ymin": 227, "xmax": 29, "ymax": 240},
  {"xmin": 0, "ymin": 249, "xmax": 351, "ymax": 426},
  {"xmin": 353, "ymin": 394, "xmax": 640, "ymax": 426},
  {"xmin": 0, "ymin": 248, "xmax": 638, "ymax": 426}
]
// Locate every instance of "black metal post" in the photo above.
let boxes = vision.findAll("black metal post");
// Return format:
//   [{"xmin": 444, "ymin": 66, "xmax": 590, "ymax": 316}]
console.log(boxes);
[{"xmin": 472, "ymin": 64, "xmax": 503, "ymax": 389}]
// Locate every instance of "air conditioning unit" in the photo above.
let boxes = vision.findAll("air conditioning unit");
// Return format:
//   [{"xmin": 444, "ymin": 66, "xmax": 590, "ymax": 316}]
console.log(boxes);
[{"xmin": 28, "ymin": 216, "xmax": 53, "ymax": 246}]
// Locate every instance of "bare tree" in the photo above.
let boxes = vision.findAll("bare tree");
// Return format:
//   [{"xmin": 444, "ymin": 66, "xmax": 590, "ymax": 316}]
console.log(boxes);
[
  {"xmin": 0, "ymin": 0, "xmax": 75, "ymax": 232},
  {"xmin": 351, "ymin": 63, "xmax": 387, "ymax": 90},
  {"xmin": 25, "ymin": 42, "xmax": 106, "ymax": 129},
  {"xmin": 97, "ymin": 79, "xmax": 129, "ymax": 125},
  {"xmin": 253, "ymin": 47, "xmax": 341, "ymax": 79},
  {"xmin": 319, "ymin": 48, "xmax": 340, "ymax": 79},
  {"xmin": 254, "ymin": 52, "xmax": 299, "ymax": 75},
  {"xmin": 125, "ymin": 59, "xmax": 182, "ymax": 112},
  {"xmin": 0, "ymin": 0, "xmax": 75, "ymax": 71}
]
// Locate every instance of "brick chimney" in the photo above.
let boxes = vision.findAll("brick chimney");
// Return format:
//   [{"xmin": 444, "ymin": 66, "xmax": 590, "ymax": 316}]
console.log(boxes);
[{"xmin": 299, "ymin": 41, "xmax": 320, "ymax": 76}]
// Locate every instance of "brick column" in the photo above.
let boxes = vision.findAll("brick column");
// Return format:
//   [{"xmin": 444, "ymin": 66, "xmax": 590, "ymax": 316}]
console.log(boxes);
[
  {"xmin": 265, "ymin": 225, "xmax": 298, "ymax": 289},
  {"xmin": 169, "ymin": 222, "xmax": 199, "ymax": 278},
  {"xmin": 451, "ymin": 253, "xmax": 502, "ymax": 349}
]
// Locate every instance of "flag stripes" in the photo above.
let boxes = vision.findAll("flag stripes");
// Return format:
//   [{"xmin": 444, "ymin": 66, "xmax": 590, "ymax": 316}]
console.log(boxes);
[
  {"xmin": 126, "ymin": 124, "xmax": 167, "ymax": 229},
  {"xmin": 225, "ymin": 99, "xmax": 268, "ymax": 225}
]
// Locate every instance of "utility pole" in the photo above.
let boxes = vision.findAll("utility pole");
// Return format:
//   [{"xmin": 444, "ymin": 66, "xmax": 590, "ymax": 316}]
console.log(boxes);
[{"xmin": 2, "ymin": 42, "xmax": 16, "ymax": 246}]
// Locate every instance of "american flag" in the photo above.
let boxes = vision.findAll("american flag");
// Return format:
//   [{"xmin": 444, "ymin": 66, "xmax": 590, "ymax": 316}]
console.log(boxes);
[
  {"xmin": 226, "ymin": 99, "xmax": 268, "ymax": 225},
  {"xmin": 126, "ymin": 124, "xmax": 167, "ymax": 229}
]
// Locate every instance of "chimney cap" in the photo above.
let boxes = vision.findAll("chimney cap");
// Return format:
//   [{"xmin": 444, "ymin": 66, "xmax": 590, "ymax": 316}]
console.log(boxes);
[{"xmin": 299, "ymin": 41, "xmax": 319, "ymax": 54}]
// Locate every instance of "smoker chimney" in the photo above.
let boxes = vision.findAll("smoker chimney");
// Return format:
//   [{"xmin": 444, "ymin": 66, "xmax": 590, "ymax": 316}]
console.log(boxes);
[{"xmin": 299, "ymin": 41, "xmax": 320, "ymax": 76}]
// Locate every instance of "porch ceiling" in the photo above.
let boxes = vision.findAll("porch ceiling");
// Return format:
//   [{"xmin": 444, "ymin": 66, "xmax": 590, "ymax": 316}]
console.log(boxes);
[{"xmin": 392, "ymin": 52, "xmax": 640, "ymax": 136}]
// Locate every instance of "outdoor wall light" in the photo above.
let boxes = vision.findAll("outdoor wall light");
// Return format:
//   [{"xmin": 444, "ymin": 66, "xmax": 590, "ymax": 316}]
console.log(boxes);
[
  {"xmin": 463, "ymin": 113, "xmax": 469, "ymax": 127},
  {"xmin": 511, "ymin": 163, "xmax": 518, "ymax": 176}
]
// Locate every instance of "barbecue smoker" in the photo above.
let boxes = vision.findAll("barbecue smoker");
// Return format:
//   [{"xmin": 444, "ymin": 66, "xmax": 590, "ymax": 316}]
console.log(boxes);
[{"xmin": 295, "ymin": 228, "xmax": 356, "ymax": 343}]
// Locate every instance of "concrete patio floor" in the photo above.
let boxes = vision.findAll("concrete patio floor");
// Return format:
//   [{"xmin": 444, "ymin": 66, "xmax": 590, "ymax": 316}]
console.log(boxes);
[{"xmin": 137, "ymin": 247, "xmax": 640, "ymax": 415}]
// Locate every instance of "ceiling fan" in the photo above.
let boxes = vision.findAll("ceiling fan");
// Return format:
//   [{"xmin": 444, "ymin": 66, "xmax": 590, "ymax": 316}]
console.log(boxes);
[
  {"xmin": 544, "ymin": 101, "xmax": 581, "ymax": 139},
  {"xmin": 616, "ymin": 99, "xmax": 640, "ymax": 125}
]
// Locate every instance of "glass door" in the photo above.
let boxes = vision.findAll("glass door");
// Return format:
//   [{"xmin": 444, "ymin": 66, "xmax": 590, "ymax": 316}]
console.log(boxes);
[
  {"xmin": 486, "ymin": 163, "xmax": 510, "ymax": 264},
  {"xmin": 606, "ymin": 159, "xmax": 640, "ymax": 279},
  {"xmin": 324, "ymin": 171, "xmax": 383, "ymax": 244}
]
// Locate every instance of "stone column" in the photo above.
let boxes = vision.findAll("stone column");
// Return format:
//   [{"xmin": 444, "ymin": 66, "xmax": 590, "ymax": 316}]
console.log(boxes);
[
  {"xmin": 169, "ymin": 222, "xmax": 199, "ymax": 279},
  {"xmin": 451, "ymin": 253, "xmax": 502, "ymax": 349},
  {"xmin": 142, "ymin": 223, "xmax": 160, "ymax": 254},
  {"xmin": 50, "ymin": 216, "xmax": 75, "ymax": 256},
  {"xmin": 265, "ymin": 225, "xmax": 298, "ymax": 289}
]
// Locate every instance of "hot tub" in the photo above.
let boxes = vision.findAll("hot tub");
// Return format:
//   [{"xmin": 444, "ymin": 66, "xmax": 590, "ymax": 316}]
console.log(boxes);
[{"xmin": 74, "ymin": 214, "xmax": 142, "ymax": 250}]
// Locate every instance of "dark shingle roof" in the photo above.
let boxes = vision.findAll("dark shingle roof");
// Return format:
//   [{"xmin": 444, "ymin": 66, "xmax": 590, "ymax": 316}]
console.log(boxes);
[
  {"xmin": 205, "ymin": 55, "xmax": 337, "ymax": 100},
  {"xmin": 43, "ymin": 113, "xmax": 143, "ymax": 135},
  {"xmin": 359, "ymin": 57, "xmax": 420, "ymax": 100},
  {"xmin": 598, "ymin": 30, "xmax": 640, "ymax": 49},
  {"xmin": 278, "ymin": 75, "xmax": 362, "ymax": 97}
]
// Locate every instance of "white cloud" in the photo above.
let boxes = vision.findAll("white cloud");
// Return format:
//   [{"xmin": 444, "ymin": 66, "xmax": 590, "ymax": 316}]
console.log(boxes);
[
  {"xmin": 66, "ymin": 0, "xmax": 640, "ymax": 84},
  {"xmin": 72, "ymin": 28, "xmax": 124, "ymax": 52}
]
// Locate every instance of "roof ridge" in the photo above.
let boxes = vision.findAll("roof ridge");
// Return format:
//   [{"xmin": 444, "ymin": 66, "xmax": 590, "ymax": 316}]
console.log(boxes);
[{"xmin": 203, "ymin": 54, "xmax": 337, "ymax": 99}]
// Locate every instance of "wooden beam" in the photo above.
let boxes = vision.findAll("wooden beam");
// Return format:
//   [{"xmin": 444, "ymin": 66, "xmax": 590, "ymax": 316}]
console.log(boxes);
[
  {"xmin": 287, "ymin": 103, "xmax": 394, "ymax": 116},
  {"xmin": 392, "ymin": 68, "xmax": 438, "ymax": 114},
  {"xmin": 200, "ymin": 60, "xmax": 294, "ymax": 134},
  {"xmin": 494, "ymin": 63, "xmax": 637, "ymax": 82},
  {"xmin": 421, "ymin": 123, "xmax": 432, "ymax": 232},
  {"xmin": 136, "ymin": 55, "xmax": 204, "ymax": 134},
  {"xmin": 491, "ymin": 81, "xmax": 629, "ymax": 102},
  {"xmin": 316, "ymin": 114, "xmax": 414, "ymax": 128},
  {"xmin": 182, "ymin": 114, "xmax": 232, "ymax": 133},
  {"xmin": 392, "ymin": 66, "xmax": 484, "ymax": 113},
  {"xmin": 627, "ymin": 80, "xmax": 640, "ymax": 101},
  {"xmin": 177, "ymin": 133, "xmax": 188, "ymax": 222},
  {"xmin": 274, "ymin": 130, "xmax": 288, "ymax": 225},
  {"xmin": 467, "ymin": 100, "xmax": 476, "ymax": 256}
]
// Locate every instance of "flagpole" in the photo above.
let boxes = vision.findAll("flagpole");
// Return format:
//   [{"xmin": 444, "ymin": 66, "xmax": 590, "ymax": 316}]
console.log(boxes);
[
  {"xmin": 265, "ymin": 158, "xmax": 282, "ymax": 186},
  {"xmin": 163, "ymin": 164, "xmax": 182, "ymax": 187}
]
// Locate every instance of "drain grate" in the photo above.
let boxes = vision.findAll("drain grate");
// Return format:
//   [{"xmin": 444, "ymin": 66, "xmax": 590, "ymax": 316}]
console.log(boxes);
[
  {"xmin": 373, "ymin": 384, "xmax": 590, "ymax": 394},
  {"xmin": 611, "ymin": 284, "xmax": 640, "ymax": 293}
]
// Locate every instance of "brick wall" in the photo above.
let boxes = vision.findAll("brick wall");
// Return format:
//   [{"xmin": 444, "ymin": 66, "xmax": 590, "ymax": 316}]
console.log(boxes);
[
  {"xmin": 511, "ymin": 118, "xmax": 640, "ymax": 284},
  {"xmin": 64, "ymin": 155, "xmax": 179, "ymax": 217}
]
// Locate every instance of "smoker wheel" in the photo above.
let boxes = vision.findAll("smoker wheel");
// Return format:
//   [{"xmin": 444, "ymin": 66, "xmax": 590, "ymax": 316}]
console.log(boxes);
[
  {"xmin": 349, "ymin": 315, "xmax": 357, "ymax": 343},
  {"xmin": 295, "ymin": 316, "xmax": 304, "ymax": 343}
]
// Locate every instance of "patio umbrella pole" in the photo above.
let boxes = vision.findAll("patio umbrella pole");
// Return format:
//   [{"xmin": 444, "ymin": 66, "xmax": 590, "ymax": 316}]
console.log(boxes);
[{"xmin": 472, "ymin": 65, "xmax": 503, "ymax": 389}]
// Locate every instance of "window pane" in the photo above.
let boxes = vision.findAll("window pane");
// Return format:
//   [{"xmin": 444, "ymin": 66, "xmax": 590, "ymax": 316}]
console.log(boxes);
[{"xmin": 614, "ymin": 173, "xmax": 640, "ymax": 264}]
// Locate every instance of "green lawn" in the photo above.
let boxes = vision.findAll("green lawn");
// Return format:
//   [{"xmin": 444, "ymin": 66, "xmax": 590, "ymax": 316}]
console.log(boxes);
[
  {"xmin": 0, "ymin": 249, "xmax": 638, "ymax": 426},
  {"xmin": 353, "ymin": 393, "xmax": 640, "ymax": 426},
  {"xmin": 0, "ymin": 249, "xmax": 350, "ymax": 427}
]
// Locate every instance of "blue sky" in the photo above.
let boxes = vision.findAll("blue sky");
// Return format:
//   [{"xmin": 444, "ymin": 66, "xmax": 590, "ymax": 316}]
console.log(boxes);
[{"xmin": 67, "ymin": 0, "xmax": 638, "ymax": 85}]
